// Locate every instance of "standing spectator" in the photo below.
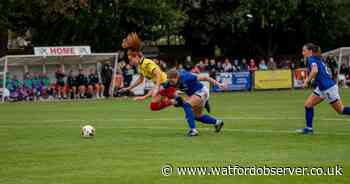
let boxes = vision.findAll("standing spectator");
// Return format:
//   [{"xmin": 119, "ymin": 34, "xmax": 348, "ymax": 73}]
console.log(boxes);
[
  {"xmin": 208, "ymin": 59, "xmax": 217, "ymax": 79},
  {"xmin": 216, "ymin": 60, "xmax": 224, "ymax": 72},
  {"xmin": 203, "ymin": 58, "xmax": 210, "ymax": 72},
  {"xmin": 233, "ymin": 59, "xmax": 241, "ymax": 72},
  {"xmin": 339, "ymin": 63, "xmax": 348, "ymax": 88},
  {"xmin": 177, "ymin": 63, "xmax": 186, "ymax": 73},
  {"xmin": 248, "ymin": 59, "xmax": 258, "ymax": 72},
  {"xmin": 240, "ymin": 58, "xmax": 249, "ymax": 71},
  {"xmin": 267, "ymin": 57, "xmax": 277, "ymax": 70},
  {"xmin": 122, "ymin": 63, "xmax": 135, "ymax": 88},
  {"xmin": 55, "ymin": 67, "xmax": 66, "ymax": 99},
  {"xmin": 326, "ymin": 56, "xmax": 338, "ymax": 81},
  {"xmin": 113, "ymin": 70, "xmax": 124, "ymax": 97},
  {"xmin": 196, "ymin": 60, "xmax": 207, "ymax": 72},
  {"xmin": 191, "ymin": 64, "xmax": 201, "ymax": 74},
  {"xmin": 101, "ymin": 62, "xmax": 113, "ymax": 97},
  {"xmin": 222, "ymin": 58, "xmax": 233, "ymax": 72},
  {"xmin": 258, "ymin": 59, "xmax": 268, "ymax": 70}
]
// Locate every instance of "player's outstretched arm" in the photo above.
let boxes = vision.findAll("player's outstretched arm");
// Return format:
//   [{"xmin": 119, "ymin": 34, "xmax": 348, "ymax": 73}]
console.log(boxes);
[
  {"xmin": 123, "ymin": 74, "xmax": 144, "ymax": 92},
  {"xmin": 198, "ymin": 76, "xmax": 226, "ymax": 89}
]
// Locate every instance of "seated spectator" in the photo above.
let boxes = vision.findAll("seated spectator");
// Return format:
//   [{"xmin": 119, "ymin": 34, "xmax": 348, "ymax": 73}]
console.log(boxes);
[
  {"xmin": 267, "ymin": 57, "xmax": 277, "ymax": 70},
  {"xmin": 222, "ymin": 58, "xmax": 233, "ymax": 72},
  {"xmin": 23, "ymin": 72, "xmax": 34, "ymax": 100},
  {"xmin": 55, "ymin": 67, "xmax": 66, "ymax": 99},
  {"xmin": 258, "ymin": 59, "xmax": 268, "ymax": 70},
  {"xmin": 6, "ymin": 75, "xmax": 22, "ymax": 101},
  {"xmin": 67, "ymin": 70, "xmax": 77, "ymax": 99},
  {"xmin": 32, "ymin": 72, "xmax": 43, "ymax": 100},
  {"xmin": 40, "ymin": 73, "xmax": 51, "ymax": 99},
  {"xmin": 88, "ymin": 68, "xmax": 104, "ymax": 98},
  {"xmin": 76, "ymin": 69, "xmax": 88, "ymax": 98},
  {"xmin": 248, "ymin": 59, "xmax": 258, "ymax": 72}
]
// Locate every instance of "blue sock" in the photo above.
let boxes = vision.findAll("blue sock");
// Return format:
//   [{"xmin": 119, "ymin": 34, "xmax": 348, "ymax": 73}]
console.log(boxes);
[
  {"xmin": 195, "ymin": 114, "xmax": 217, "ymax": 125},
  {"xmin": 342, "ymin": 107, "xmax": 350, "ymax": 115},
  {"xmin": 182, "ymin": 102, "xmax": 196, "ymax": 129},
  {"xmin": 305, "ymin": 107, "xmax": 314, "ymax": 128}
]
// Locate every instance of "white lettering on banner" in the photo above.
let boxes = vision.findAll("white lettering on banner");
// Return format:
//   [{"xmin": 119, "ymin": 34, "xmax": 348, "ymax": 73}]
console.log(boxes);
[{"xmin": 34, "ymin": 46, "xmax": 91, "ymax": 56}]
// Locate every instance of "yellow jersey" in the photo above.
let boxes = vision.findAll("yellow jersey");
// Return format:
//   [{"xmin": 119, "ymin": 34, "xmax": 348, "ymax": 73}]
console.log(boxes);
[{"xmin": 138, "ymin": 58, "xmax": 167, "ymax": 83}]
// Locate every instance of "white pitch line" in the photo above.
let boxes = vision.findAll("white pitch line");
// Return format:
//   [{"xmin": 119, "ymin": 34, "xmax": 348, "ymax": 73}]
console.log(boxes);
[{"xmin": 2, "ymin": 116, "xmax": 350, "ymax": 136}]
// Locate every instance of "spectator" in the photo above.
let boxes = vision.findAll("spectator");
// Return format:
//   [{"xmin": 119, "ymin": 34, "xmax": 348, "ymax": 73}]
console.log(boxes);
[
  {"xmin": 88, "ymin": 68, "xmax": 104, "ymax": 98},
  {"xmin": 208, "ymin": 59, "xmax": 217, "ymax": 79},
  {"xmin": 248, "ymin": 59, "xmax": 258, "ymax": 72},
  {"xmin": 203, "ymin": 58, "xmax": 210, "ymax": 71},
  {"xmin": 222, "ymin": 58, "xmax": 233, "ymax": 72},
  {"xmin": 122, "ymin": 63, "xmax": 135, "ymax": 88},
  {"xmin": 339, "ymin": 63, "xmax": 348, "ymax": 88},
  {"xmin": 101, "ymin": 62, "xmax": 113, "ymax": 97},
  {"xmin": 177, "ymin": 63, "xmax": 186, "ymax": 73},
  {"xmin": 40, "ymin": 73, "xmax": 51, "ymax": 98},
  {"xmin": 258, "ymin": 59, "xmax": 268, "ymax": 70},
  {"xmin": 326, "ymin": 56, "xmax": 338, "ymax": 81},
  {"xmin": 113, "ymin": 70, "xmax": 124, "ymax": 97},
  {"xmin": 267, "ymin": 57, "xmax": 277, "ymax": 70},
  {"xmin": 233, "ymin": 59, "xmax": 241, "ymax": 72},
  {"xmin": 240, "ymin": 58, "xmax": 249, "ymax": 71},
  {"xmin": 67, "ymin": 70, "xmax": 77, "ymax": 99},
  {"xmin": 196, "ymin": 60, "xmax": 207, "ymax": 72},
  {"xmin": 23, "ymin": 72, "xmax": 34, "ymax": 100},
  {"xmin": 191, "ymin": 64, "xmax": 201, "ymax": 74},
  {"xmin": 76, "ymin": 69, "xmax": 88, "ymax": 98},
  {"xmin": 55, "ymin": 67, "xmax": 66, "ymax": 99},
  {"xmin": 216, "ymin": 60, "xmax": 224, "ymax": 72}
]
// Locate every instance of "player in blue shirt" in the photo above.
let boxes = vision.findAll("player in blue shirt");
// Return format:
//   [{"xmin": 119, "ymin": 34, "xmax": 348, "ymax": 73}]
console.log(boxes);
[
  {"xmin": 298, "ymin": 43, "xmax": 350, "ymax": 134},
  {"xmin": 165, "ymin": 69, "xmax": 226, "ymax": 136}
]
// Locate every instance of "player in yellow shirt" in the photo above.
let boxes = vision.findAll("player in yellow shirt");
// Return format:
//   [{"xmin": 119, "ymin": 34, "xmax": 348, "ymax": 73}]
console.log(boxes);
[{"xmin": 121, "ymin": 33, "xmax": 176, "ymax": 111}]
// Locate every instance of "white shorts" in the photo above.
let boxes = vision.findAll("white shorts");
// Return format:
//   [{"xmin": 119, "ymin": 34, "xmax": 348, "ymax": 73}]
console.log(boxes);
[
  {"xmin": 313, "ymin": 85, "xmax": 340, "ymax": 103},
  {"xmin": 194, "ymin": 86, "xmax": 210, "ymax": 106}
]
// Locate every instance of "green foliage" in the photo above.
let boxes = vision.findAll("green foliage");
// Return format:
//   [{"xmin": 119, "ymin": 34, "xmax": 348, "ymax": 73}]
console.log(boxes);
[{"xmin": 2, "ymin": 0, "xmax": 350, "ymax": 55}]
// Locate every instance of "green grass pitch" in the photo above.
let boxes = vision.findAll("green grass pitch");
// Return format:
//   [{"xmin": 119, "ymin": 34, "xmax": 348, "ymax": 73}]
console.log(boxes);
[{"xmin": 0, "ymin": 90, "xmax": 349, "ymax": 184}]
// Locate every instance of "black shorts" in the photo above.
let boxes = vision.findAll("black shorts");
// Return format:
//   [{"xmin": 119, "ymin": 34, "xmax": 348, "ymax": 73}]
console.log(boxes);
[{"xmin": 57, "ymin": 81, "xmax": 65, "ymax": 87}]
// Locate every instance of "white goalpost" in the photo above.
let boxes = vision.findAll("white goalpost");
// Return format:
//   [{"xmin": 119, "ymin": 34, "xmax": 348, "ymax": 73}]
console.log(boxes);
[
  {"xmin": 0, "ymin": 46, "xmax": 120, "ymax": 102},
  {"xmin": 322, "ymin": 47, "xmax": 350, "ymax": 81}
]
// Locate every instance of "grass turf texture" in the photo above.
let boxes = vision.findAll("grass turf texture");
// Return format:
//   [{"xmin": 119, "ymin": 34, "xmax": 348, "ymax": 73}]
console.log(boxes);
[{"xmin": 0, "ymin": 90, "xmax": 349, "ymax": 184}]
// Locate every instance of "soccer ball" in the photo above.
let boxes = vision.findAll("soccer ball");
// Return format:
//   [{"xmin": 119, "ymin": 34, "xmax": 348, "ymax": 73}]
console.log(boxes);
[{"xmin": 81, "ymin": 125, "xmax": 95, "ymax": 137}]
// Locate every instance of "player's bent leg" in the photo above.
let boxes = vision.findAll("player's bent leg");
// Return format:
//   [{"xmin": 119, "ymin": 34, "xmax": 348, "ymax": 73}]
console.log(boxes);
[
  {"xmin": 193, "ymin": 104, "xmax": 224, "ymax": 132},
  {"xmin": 149, "ymin": 92, "xmax": 174, "ymax": 111},
  {"xmin": 330, "ymin": 99, "xmax": 350, "ymax": 115}
]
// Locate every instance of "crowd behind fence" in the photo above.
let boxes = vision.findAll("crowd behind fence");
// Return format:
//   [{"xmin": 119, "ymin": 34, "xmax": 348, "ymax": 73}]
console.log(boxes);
[{"xmin": 0, "ymin": 54, "xmax": 344, "ymax": 102}]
